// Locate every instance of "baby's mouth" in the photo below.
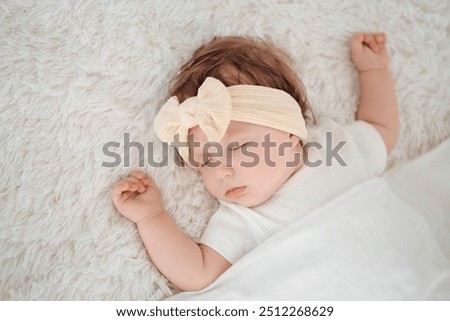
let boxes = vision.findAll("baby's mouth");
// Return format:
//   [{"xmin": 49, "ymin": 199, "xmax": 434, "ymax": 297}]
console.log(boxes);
[{"xmin": 225, "ymin": 186, "xmax": 247, "ymax": 198}]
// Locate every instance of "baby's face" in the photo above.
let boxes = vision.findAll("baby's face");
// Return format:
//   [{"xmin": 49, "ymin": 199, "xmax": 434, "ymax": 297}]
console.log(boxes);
[{"xmin": 187, "ymin": 121, "xmax": 303, "ymax": 207}]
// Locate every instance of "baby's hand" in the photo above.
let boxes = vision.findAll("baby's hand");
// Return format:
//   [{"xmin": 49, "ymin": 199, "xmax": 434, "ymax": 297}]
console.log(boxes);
[
  {"xmin": 112, "ymin": 171, "xmax": 165, "ymax": 224},
  {"xmin": 351, "ymin": 32, "xmax": 389, "ymax": 72}
]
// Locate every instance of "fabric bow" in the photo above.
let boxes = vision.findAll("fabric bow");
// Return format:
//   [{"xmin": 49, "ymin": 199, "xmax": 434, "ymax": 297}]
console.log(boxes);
[{"xmin": 154, "ymin": 77, "xmax": 232, "ymax": 161}]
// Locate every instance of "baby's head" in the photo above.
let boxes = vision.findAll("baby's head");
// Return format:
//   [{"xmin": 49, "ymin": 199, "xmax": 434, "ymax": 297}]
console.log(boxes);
[
  {"xmin": 169, "ymin": 36, "xmax": 310, "ymax": 118},
  {"xmin": 155, "ymin": 36, "xmax": 310, "ymax": 207}
]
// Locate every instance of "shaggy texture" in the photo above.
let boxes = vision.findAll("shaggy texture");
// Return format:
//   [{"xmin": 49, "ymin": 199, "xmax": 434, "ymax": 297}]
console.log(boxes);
[{"xmin": 0, "ymin": 0, "xmax": 449, "ymax": 300}]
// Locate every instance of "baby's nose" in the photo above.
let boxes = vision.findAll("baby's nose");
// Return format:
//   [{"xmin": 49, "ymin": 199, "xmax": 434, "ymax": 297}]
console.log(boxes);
[{"xmin": 213, "ymin": 158, "xmax": 235, "ymax": 178}]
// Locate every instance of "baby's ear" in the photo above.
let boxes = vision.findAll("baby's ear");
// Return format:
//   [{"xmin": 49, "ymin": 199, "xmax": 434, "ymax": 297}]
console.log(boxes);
[{"xmin": 289, "ymin": 134, "xmax": 301, "ymax": 146}]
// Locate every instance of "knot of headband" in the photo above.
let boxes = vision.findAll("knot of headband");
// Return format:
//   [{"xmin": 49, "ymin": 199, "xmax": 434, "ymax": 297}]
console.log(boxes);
[{"xmin": 154, "ymin": 77, "xmax": 308, "ymax": 162}]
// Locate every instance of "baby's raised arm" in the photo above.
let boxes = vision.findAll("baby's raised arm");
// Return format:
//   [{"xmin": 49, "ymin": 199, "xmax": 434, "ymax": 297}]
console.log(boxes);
[
  {"xmin": 351, "ymin": 32, "xmax": 399, "ymax": 153},
  {"xmin": 112, "ymin": 171, "xmax": 231, "ymax": 291}
]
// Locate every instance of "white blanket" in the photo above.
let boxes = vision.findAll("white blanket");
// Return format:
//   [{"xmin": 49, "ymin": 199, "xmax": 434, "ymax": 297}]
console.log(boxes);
[{"xmin": 169, "ymin": 139, "xmax": 450, "ymax": 300}]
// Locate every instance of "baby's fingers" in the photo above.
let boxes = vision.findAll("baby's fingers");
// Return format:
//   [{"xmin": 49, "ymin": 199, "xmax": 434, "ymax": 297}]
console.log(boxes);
[
  {"xmin": 375, "ymin": 33, "xmax": 386, "ymax": 45},
  {"xmin": 363, "ymin": 34, "xmax": 379, "ymax": 52},
  {"xmin": 112, "ymin": 177, "xmax": 144, "ymax": 197},
  {"xmin": 129, "ymin": 170, "xmax": 145, "ymax": 180},
  {"xmin": 111, "ymin": 182, "xmax": 138, "ymax": 209},
  {"xmin": 351, "ymin": 33, "xmax": 365, "ymax": 52},
  {"xmin": 123, "ymin": 176, "xmax": 146, "ymax": 193},
  {"xmin": 112, "ymin": 180, "xmax": 134, "ymax": 198},
  {"xmin": 129, "ymin": 170, "xmax": 153, "ymax": 187}
]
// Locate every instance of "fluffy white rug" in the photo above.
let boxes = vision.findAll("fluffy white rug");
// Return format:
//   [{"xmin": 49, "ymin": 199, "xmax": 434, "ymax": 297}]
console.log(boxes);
[{"xmin": 1, "ymin": 0, "xmax": 449, "ymax": 300}]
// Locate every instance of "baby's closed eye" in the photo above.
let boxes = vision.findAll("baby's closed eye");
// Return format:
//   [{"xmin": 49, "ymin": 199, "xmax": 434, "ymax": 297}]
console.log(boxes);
[
  {"xmin": 200, "ymin": 159, "xmax": 210, "ymax": 167},
  {"xmin": 231, "ymin": 142, "xmax": 249, "ymax": 150}
]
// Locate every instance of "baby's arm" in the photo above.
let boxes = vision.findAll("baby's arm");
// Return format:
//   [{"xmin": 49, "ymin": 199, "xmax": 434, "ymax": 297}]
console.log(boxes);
[
  {"xmin": 112, "ymin": 171, "xmax": 231, "ymax": 291},
  {"xmin": 351, "ymin": 33, "xmax": 399, "ymax": 153}
]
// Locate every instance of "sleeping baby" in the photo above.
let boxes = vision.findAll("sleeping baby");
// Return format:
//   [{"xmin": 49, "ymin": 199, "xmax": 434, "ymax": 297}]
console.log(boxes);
[{"xmin": 112, "ymin": 32, "xmax": 398, "ymax": 291}]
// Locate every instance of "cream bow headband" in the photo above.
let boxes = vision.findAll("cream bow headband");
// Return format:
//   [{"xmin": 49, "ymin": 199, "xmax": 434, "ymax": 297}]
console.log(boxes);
[{"xmin": 154, "ymin": 77, "xmax": 308, "ymax": 162}]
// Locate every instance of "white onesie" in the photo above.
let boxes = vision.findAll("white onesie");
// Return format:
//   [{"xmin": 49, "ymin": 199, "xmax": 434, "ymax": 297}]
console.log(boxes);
[{"xmin": 200, "ymin": 118, "xmax": 387, "ymax": 264}]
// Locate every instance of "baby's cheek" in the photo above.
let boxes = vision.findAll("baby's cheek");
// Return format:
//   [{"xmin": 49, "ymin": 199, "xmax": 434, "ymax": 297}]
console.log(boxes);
[
  {"xmin": 235, "ymin": 151, "xmax": 256, "ymax": 168},
  {"xmin": 200, "ymin": 170, "xmax": 221, "ymax": 194}
]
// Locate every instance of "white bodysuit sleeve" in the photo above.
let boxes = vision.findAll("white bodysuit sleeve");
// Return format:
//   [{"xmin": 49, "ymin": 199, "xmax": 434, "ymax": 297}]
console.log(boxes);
[
  {"xmin": 343, "ymin": 120, "xmax": 388, "ymax": 176},
  {"xmin": 199, "ymin": 204, "xmax": 258, "ymax": 264}
]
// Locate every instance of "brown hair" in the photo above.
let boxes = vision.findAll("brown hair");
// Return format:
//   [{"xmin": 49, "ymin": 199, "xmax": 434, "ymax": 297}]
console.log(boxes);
[{"xmin": 168, "ymin": 36, "xmax": 311, "ymax": 121}]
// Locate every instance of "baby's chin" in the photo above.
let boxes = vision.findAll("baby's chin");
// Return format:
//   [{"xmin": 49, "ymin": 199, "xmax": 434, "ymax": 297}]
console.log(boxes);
[{"xmin": 225, "ymin": 193, "xmax": 271, "ymax": 208}]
